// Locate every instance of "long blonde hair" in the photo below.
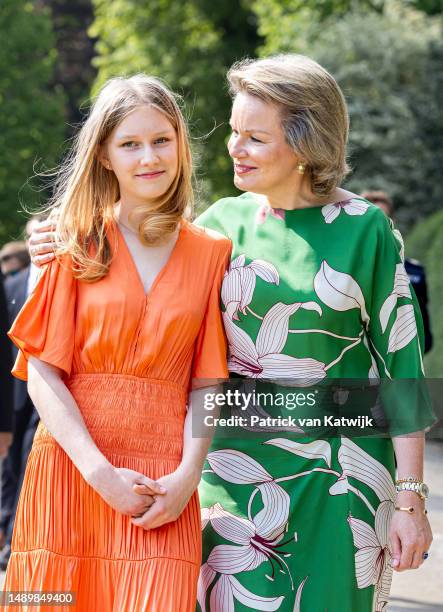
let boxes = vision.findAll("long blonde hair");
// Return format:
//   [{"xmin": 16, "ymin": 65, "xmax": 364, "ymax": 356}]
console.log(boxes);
[
  {"xmin": 49, "ymin": 74, "xmax": 193, "ymax": 281},
  {"xmin": 227, "ymin": 54, "xmax": 350, "ymax": 197}
]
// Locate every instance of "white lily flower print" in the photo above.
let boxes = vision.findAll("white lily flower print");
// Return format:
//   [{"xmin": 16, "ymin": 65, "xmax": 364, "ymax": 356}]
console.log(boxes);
[
  {"xmin": 199, "ymin": 450, "xmax": 295, "ymax": 611},
  {"xmin": 205, "ymin": 483, "xmax": 292, "ymax": 575},
  {"xmin": 199, "ymin": 491, "xmax": 292, "ymax": 610},
  {"xmin": 336, "ymin": 437, "xmax": 396, "ymax": 503},
  {"xmin": 208, "ymin": 573, "xmax": 284, "ymax": 611},
  {"xmin": 379, "ymin": 263, "xmax": 412, "ymax": 333},
  {"xmin": 224, "ymin": 301, "xmax": 326, "ymax": 382},
  {"xmin": 329, "ymin": 437, "xmax": 396, "ymax": 514},
  {"xmin": 388, "ymin": 217, "xmax": 405, "ymax": 263},
  {"xmin": 314, "ymin": 261, "xmax": 370, "ymax": 327},
  {"xmin": 363, "ymin": 333, "xmax": 380, "ymax": 382},
  {"xmin": 348, "ymin": 501, "xmax": 394, "ymax": 612},
  {"xmin": 264, "ymin": 438, "xmax": 332, "ymax": 468},
  {"xmin": 321, "ymin": 198, "xmax": 369, "ymax": 224},
  {"xmin": 387, "ymin": 304, "xmax": 418, "ymax": 353},
  {"xmin": 222, "ymin": 255, "xmax": 279, "ymax": 321},
  {"xmin": 207, "ymin": 449, "xmax": 273, "ymax": 485}
]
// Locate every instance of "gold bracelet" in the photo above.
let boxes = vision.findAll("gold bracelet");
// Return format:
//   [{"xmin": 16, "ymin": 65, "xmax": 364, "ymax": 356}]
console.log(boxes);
[{"xmin": 395, "ymin": 505, "xmax": 428, "ymax": 515}]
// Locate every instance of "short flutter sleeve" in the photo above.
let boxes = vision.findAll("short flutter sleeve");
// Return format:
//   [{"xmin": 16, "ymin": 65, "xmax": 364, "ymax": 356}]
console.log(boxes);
[
  {"xmin": 8, "ymin": 257, "xmax": 76, "ymax": 381},
  {"xmin": 191, "ymin": 241, "xmax": 232, "ymax": 384}
]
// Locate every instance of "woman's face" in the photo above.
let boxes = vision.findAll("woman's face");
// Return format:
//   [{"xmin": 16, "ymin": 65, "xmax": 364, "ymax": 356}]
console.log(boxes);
[
  {"xmin": 228, "ymin": 92, "xmax": 301, "ymax": 200},
  {"xmin": 101, "ymin": 105, "xmax": 179, "ymax": 206}
]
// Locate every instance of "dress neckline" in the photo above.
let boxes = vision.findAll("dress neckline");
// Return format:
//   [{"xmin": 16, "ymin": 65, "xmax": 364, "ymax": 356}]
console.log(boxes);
[
  {"xmin": 249, "ymin": 192, "xmax": 366, "ymax": 213},
  {"xmin": 113, "ymin": 219, "xmax": 186, "ymax": 300}
]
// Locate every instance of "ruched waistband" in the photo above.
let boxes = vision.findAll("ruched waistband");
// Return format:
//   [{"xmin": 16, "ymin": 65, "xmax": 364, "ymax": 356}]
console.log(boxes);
[
  {"xmin": 67, "ymin": 372, "xmax": 187, "ymax": 400},
  {"xmin": 33, "ymin": 373, "xmax": 188, "ymax": 460}
]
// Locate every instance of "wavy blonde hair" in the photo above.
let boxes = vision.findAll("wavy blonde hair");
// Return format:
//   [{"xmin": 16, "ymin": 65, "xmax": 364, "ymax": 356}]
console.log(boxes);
[
  {"xmin": 48, "ymin": 74, "xmax": 193, "ymax": 281},
  {"xmin": 227, "ymin": 54, "xmax": 350, "ymax": 197}
]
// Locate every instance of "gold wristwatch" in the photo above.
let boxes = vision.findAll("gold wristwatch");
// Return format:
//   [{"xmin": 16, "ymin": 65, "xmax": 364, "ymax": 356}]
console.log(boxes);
[{"xmin": 395, "ymin": 477, "xmax": 429, "ymax": 500}]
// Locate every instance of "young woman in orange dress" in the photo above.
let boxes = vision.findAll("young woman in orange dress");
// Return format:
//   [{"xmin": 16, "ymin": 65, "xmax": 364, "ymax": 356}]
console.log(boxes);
[{"xmin": 2, "ymin": 75, "xmax": 231, "ymax": 611}]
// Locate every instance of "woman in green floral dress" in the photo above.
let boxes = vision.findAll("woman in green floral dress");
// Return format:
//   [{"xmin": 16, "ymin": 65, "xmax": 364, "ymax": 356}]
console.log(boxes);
[
  {"xmin": 27, "ymin": 55, "xmax": 434, "ymax": 612},
  {"xmin": 194, "ymin": 55, "xmax": 434, "ymax": 611}
]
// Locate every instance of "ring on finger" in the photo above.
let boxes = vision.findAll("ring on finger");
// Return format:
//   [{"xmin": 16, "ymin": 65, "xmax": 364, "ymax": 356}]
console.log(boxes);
[{"xmin": 422, "ymin": 552, "xmax": 429, "ymax": 560}]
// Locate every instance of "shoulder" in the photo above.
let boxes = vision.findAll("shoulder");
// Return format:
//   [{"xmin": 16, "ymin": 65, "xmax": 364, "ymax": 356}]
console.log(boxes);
[
  {"xmin": 29, "ymin": 254, "xmax": 76, "ymax": 295},
  {"xmin": 351, "ymin": 199, "xmax": 392, "ymax": 233},
  {"xmin": 194, "ymin": 193, "xmax": 256, "ymax": 230},
  {"xmin": 183, "ymin": 220, "xmax": 232, "ymax": 256}
]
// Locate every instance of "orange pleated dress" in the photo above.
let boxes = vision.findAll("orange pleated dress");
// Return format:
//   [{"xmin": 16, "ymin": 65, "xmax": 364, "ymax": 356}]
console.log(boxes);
[{"xmin": 3, "ymin": 220, "xmax": 231, "ymax": 611}]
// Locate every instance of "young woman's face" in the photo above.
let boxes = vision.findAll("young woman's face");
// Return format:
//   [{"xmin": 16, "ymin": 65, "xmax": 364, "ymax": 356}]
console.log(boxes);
[
  {"xmin": 102, "ymin": 105, "xmax": 179, "ymax": 206},
  {"xmin": 228, "ymin": 92, "xmax": 301, "ymax": 198}
]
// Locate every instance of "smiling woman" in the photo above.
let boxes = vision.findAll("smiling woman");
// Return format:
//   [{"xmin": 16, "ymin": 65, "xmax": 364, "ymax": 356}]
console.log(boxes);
[
  {"xmin": 2, "ymin": 75, "xmax": 232, "ymax": 611},
  {"xmin": 47, "ymin": 75, "xmax": 194, "ymax": 283},
  {"xmin": 104, "ymin": 107, "xmax": 178, "ymax": 200},
  {"xmin": 194, "ymin": 54, "xmax": 434, "ymax": 612}
]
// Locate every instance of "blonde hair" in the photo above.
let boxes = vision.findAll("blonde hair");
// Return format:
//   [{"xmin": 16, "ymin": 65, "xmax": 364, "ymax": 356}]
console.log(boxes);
[
  {"xmin": 227, "ymin": 54, "xmax": 350, "ymax": 197},
  {"xmin": 48, "ymin": 74, "xmax": 193, "ymax": 282}
]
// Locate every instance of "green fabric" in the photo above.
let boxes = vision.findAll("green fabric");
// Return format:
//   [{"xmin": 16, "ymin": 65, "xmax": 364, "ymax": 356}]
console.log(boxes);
[{"xmin": 194, "ymin": 193, "xmax": 434, "ymax": 612}]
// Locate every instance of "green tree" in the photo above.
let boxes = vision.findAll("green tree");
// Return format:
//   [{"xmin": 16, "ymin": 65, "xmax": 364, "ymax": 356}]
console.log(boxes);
[
  {"xmin": 409, "ymin": 0, "xmax": 443, "ymax": 14},
  {"xmin": 254, "ymin": 1, "xmax": 443, "ymax": 227},
  {"xmin": 406, "ymin": 211, "xmax": 443, "ymax": 376},
  {"xmin": 0, "ymin": 0, "xmax": 66, "ymax": 243},
  {"xmin": 41, "ymin": 0, "xmax": 96, "ymax": 125},
  {"xmin": 0, "ymin": 1, "xmax": 66, "ymax": 242},
  {"xmin": 90, "ymin": 0, "xmax": 262, "ymax": 211}
]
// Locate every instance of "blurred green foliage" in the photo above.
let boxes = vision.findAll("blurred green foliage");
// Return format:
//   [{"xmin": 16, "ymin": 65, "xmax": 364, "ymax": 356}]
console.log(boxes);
[
  {"xmin": 408, "ymin": 0, "xmax": 443, "ymax": 14},
  {"xmin": 0, "ymin": 0, "xmax": 66, "ymax": 243},
  {"xmin": 1, "ymin": 0, "xmax": 442, "ymax": 241},
  {"xmin": 40, "ymin": 0, "xmax": 96, "ymax": 125},
  {"xmin": 254, "ymin": 0, "xmax": 443, "ymax": 229},
  {"xmin": 407, "ymin": 211, "xmax": 443, "ymax": 376}
]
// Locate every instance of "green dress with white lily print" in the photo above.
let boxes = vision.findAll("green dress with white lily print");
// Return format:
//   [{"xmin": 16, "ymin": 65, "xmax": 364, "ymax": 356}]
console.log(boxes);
[{"xmin": 194, "ymin": 193, "xmax": 434, "ymax": 612}]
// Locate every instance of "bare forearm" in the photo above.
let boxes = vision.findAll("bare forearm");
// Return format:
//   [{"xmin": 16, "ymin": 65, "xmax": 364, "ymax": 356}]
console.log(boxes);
[
  {"xmin": 178, "ymin": 386, "xmax": 219, "ymax": 487},
  {"xmin": 28, "ymin": 357, "xmax": 111, "ymax": 483},
  {"xmin": 392, "ymin": 432, "xmax": 425, "ymax": 480}
]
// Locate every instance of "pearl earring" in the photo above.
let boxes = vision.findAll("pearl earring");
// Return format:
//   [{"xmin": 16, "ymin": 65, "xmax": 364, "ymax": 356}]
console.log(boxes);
[{"xmin": 297, "ymin": 162, "xmax": 306, "ymax": 174}]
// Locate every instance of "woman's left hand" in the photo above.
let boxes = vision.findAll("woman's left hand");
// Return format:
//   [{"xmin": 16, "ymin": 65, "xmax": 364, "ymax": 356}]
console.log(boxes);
[
  {"xmin": 389, "ymin": 492, "xmax": 433, "ymax": 571},
  {"xmin": 130, "ymin": 465, "xmax": 199, "ymax": 530}
]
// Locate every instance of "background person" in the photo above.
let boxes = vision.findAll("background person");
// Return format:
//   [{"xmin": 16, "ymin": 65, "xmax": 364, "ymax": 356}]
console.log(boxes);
[
  {"xmin": 0, "ymin": 215, "xmax": 43, "ymax": 570},
  {"xmin": 0, "ymin": 271, "xmax": 13, "ymax": 554},
  {"xmin": 0, "ymin": 272, "xmax": 13, "ymax": 460},
  {"xmin": 0, "ymin": 242, "xmax": 30, "ymax": 279}
]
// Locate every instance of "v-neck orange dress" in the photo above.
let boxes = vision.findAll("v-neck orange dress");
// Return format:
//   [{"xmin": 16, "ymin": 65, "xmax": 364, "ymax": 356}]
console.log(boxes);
[{"xmin": 3, "ymin": 220, "xmax": 231, "ymax": 611}]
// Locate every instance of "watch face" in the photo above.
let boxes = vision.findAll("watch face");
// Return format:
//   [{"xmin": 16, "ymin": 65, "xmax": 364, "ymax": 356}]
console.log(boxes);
[{"xmin": 420, "ymin": 483, "xmax": 429, "ymax": 498}]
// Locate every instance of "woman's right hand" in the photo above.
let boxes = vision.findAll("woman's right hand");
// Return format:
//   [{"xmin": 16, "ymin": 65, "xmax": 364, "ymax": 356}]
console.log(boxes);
[
  {"xmin": 88, "ymin": 464, "xmax": 167, "ymax": 517},
  {"xmin": 28, "ymin": 217, "xmax": 58, "ymax": 266}
]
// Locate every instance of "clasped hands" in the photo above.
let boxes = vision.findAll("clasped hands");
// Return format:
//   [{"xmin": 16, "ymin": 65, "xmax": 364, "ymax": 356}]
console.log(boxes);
[{"xmin": 89, "ymin": 464, "xmax": 198, "ymax": 531}]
